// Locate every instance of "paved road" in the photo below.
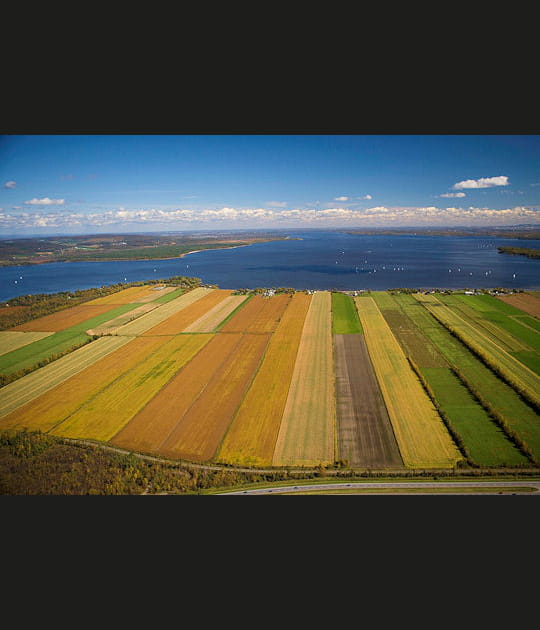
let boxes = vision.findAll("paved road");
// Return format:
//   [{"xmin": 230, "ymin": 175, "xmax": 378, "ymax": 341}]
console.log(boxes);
[{"xmin": 218, "ymin": 480, "xmax": 540, "ymax": 495}]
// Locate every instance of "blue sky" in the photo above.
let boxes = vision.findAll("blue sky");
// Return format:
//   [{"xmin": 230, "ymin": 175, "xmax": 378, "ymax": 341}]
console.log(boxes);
[{"xmin": 1, "ymin": 134, "xmax": 539, "ymax": 235}]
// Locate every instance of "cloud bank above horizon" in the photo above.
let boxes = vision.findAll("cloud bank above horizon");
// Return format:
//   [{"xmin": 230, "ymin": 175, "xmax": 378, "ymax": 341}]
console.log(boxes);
[{"xmin": 1, "ymin": 203, "xmax": 538, "ymax": 233}]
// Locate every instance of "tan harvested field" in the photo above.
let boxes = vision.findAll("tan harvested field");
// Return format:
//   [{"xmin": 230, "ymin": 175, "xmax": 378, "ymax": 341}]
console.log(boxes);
[
  {"xmin": 86, "ymin": 303, "xmax": 160, "ymax": 335},
  {"xmin": 0, "ymin": 335, "xmax": 132, "ymax": 420},
  {"xmin": 111, "ymin": 287, "xmax": 214, "ymax": 336},
  {"xmin": 12, "ymin": 304, "xmax": 119, "ymax": 332},
  {"xmin": 0, "ymin": 335, "xmax": 168, "ymax": 432},
  {"xmin": 84, "ymin": 285, "xmax": 160, "ymax": 305},
  {"xmin": 0, "ymin": 331, "xmax": 54, "ymax": 356},
  {"xmin": 183, "ymin": 295, "xmax": 249, "ymax": 332},
  {"xmin": 156, "ymin": 333, "xmax": 271, "ymax": 462},
  {"xmin": 112, "ymin": 333, "xmax": 235, "ymax": 453},
  {"xmin": 220, "ymin": 294, "xmax": 291, "ymax": 333},
  {"xmin": 272, "ymin": 291, "xmax": 335, "ymax": 466},
  {"xmin": 497, "ymin": 293, "xmax": 540, "ymax": 318},
  {"xmin": 355, "ymin": 297, "xmax": 462, "ymax": 469},
  {"xmin": 216, "ymin": 292, "xmax": 312, "ymax": 466},
  {"xmin": 142, "ymin": 289, "xmax": 233, "ymax": 335},
  {"xmin": 51, "ymin": 334, "xmax": 212, "ymax": 441},
  {"xmin": 334, "ymin": 334, "xmax": 404, "ymax": 468}
]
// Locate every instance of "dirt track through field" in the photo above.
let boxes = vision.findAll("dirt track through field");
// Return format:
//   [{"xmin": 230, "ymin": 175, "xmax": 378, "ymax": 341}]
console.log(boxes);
[{"xmin": 334, "ymin": 334, "xmax": 403, "ymax": 468}]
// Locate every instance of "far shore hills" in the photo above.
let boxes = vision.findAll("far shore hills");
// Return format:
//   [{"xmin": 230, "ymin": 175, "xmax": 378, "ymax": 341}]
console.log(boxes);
[{"xmin": 0, "ymin": 226, "xmax": 538, "ymax": 266}]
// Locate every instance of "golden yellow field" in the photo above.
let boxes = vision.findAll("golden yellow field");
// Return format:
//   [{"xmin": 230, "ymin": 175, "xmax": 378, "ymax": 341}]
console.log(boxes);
[
  {"xmin": 50, "ymin": 334, "xmax": 212, "ymax": 441},
  {"xmin": 354, "ymin": 296, "xmax": 462, "ymax": 469},
  {"xmin": 272, "ymin": 291, "xmax": 335, "ymax": 466},
  {"xmin": 0, "ymin": 335, "xmax": 132, "ymax": 420},
  {"xmin": 0, "ymin": 331, "xmax": 54, "ymax": 356},
  {"xmin": 157, "ymin": 333, "xmax": 271, "ymax": 462},
  {"xmin": 216, "ymin": 292, "xmax": 312, "ymax": 466},
  {"xmin": 111, "ymin": 332, "xmax": 237, "ymax": 453},
  {"xmin": 0, "ymin": 336, "xmax": 168, "ymax": 432}
]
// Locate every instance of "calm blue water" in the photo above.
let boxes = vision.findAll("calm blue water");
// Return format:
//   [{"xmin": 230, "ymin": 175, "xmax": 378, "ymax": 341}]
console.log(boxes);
[{"xmin": 1, "ymin": 231, "xmax": 539, "ymax": 302}]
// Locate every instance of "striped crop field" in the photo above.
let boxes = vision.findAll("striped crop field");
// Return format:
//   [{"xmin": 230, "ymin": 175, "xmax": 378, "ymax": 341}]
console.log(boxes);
[
  {"xmin": 371, "ymin": 292, "xmax": 447, "ymax": 368},
  {"xmin": 415, "ymin": 293, "xmax": 540, "ymax": 410},
  {"xmin": 0, "ymin": 336, "xmax": 167, "ymax": 432},
  {"xmin": 131, "ymin": 286, "xmax": 178, "ymax": 302},
  {"xmin": 112, "ymin": 333, "xmax": 235, "ymax": 454},
  {"xmin": 0, "ymin": 335, "xmax": 132, "ymax": 420},
  {"xmin": 0, "ymin": 329, "xmax": 91, "ymax": 376},
  {"xmin": 355, "ymin": 296, "xmax": 463, "ymax": 469},
  {"xmin": 183, "ymin": 295, "xmax": 249, "ymax": 333},
  {"xmin": 219, "ymin": 294, "xmax": 291, "ymax": 334},
  {"xmin": 51, "ymin": 334, "xmax": 212, "ymax": 441},
  {"xmin": 111, "ymin": 287, "xmax": 214, "ymax": 336},
  {"xmin": 403, "ymin": 293, "xmax": 540, "ymax": 462},
  {"xmin": 12, "ymin": 304, "xmax": 121, "ymax": 332},
  {"xmin": 216, "ymin": 292, "xmax": 312, "ymax": 466},
  {"xmin": 2, "ymin": 281, "xmax": 539, "ymax": 474},
  {"xmin": 142, "ymin": 289, "xmax": 233, "ymax": 335},
  {"xmin": 0, "ymin": 331, "xmax": 54, "ymax": 356},
  {"xmin": 385, "ymin": 293, "xmax": 528, "ymax": 467},
  {"xmin": 272, "ymin": 291, "xmax": 335, "ymax": 466},
  {"xmin": 84, "ymin": 285, "xmax": 161, "ymax": 305},
  {"xmin": 497, "ymin": 292, "xmax": 540, "ymax": 318},
  {"xmin": 334, "ymin": 333, "xmax": 404, "ymax": 468},
  {"xmin": 86, "ymin": 303, "xmax": 160, "ymax": 335},
  {"xmin": 155, "ymin": 333, "xmax": 271, "ymax": 462}
]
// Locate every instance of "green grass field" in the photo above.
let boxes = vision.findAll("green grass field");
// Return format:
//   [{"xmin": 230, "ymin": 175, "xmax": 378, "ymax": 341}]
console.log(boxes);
[
  {"xmin": 420, "ymin": 367, "xmax": 528, "ymax": 467},
  {"xmin": 400, "ymin": 294, "xmax": 540, "ymax": 462},
  {"xmin": 376, "ymin": 293, "xmax": 527, "ymax": 467},
  {"xmin": 332, "ymin": 292, "xmax": 363, "ymax": 334}
]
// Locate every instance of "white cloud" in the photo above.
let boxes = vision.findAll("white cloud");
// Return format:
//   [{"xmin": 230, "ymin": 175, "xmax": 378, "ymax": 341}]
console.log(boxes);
[
  {"xmin": 360, "ymin": 194, "xmax": 372, "ymax": 200},
  {"xmin": 439, "ymin": 192, "xmax": 466, "ymax": 198},
  {"xmin": 266, "ymin": 201, "xmax": 287, "ymax": 207},
  {"xmin": 334, "ymin": 196, "xmax": 349, "ymax": 201},
  {"xmin": 4, "ymin": 180, "xmax": 16, "ymax": 189},
  {"xmin": 453, "ymin": 176, "xmax": 509, "ymax": 190},
  {"xmin": 1, "ymin": 204, "xmax": 538, "ymax": 231},
  {"xmin": 24, "ymin": 197, "xmax": 65, "ymax": 206}
]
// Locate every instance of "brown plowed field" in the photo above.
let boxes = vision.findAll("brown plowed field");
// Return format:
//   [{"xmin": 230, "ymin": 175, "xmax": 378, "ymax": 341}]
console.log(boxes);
[
  {"xmin": 216, "ymin": 292, "xmax": 312, "ymax": 466},
  {"xmin": 141, "ymin": 290, "xmax": 232, "ymax": 335},
  {"xmin": 12, "ymin": 304, "xmax": 119, "ymax": 332},
  {"xmin": 219, "ymin": 294, "xmax": 291, "ymax": 333},
  {"xmin": 334, "ymin": 334, "xmax": 403, "ymax": 468},
  {"xmin": 497, "ymin": 293, "xmax": 540, "ymax": 318},
  {"xmin": 0, "ymin": 336, "xmax": 168, "ymax": 432},
  {"xmin": 111, "ymin": 333, "xmax": 239, "ymax": 453},
  {"xmin": 156, "ymin": 333, "xmax": 271, "ymax": 462}
]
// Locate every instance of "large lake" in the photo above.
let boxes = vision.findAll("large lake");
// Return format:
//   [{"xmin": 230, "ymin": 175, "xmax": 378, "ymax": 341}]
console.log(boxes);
[{"xmin": 1, "ymin": 231, "xmax": 539, "ymax": 302}]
